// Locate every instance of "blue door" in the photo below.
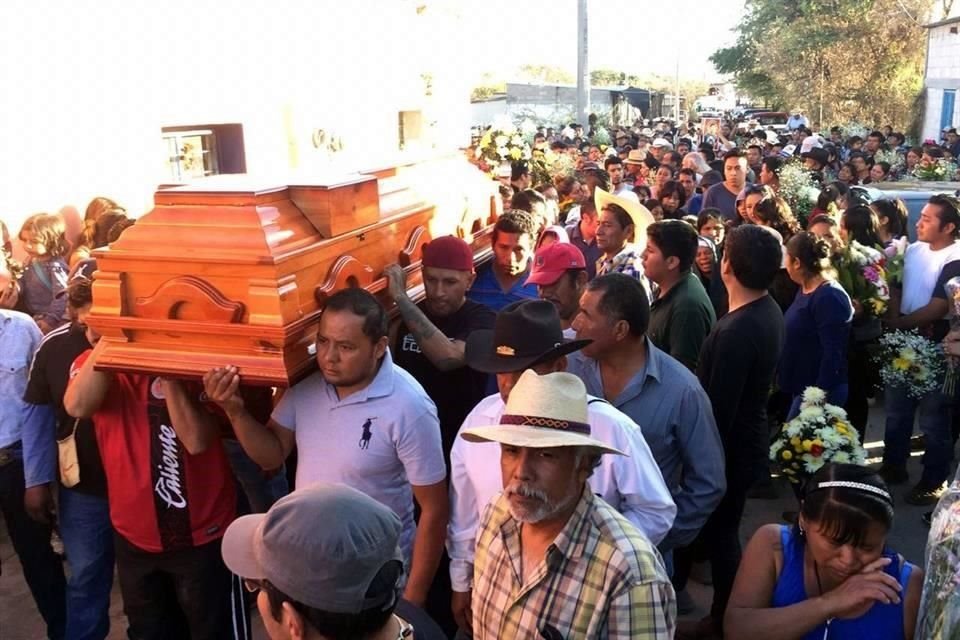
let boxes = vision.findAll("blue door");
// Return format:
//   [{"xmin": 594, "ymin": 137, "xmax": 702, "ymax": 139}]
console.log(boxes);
[{"xmin": 942, "ymin": 90, "xmax": 956, "ymax": 133}]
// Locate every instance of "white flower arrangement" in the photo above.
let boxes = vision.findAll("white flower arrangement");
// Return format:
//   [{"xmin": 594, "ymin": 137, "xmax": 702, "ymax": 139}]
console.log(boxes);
[
  {"xmin": 777, "ymin": 160, "xmax": 819, "ymax": 224},
  {"xmin": 875, "ymin": 330, "xmax": 945, "ymax": 399},
  {"xmin": 770, "ymin": 386, "xmax": 867, "ymax": 484}
]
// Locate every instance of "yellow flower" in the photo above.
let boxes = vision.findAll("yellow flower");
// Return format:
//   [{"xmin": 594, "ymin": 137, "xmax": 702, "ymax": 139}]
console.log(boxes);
[
  {"xmin": 901, "ymin": 348, "xmax": 917, "ymax": 362},
  {"xmin": 782, "ymin": 450, "xmax": 793, "ymax": 460},
  {"xmin": 790, "ymin": 436, "xmax": 802, "ymax": 448},
  {"xmin": 893, "ymin": 357, "xmax": 910, "ymax": 371},
  {"xmin": 509, "ymin": 147, "xmax": 522, "ymax": 161},
  {"xmin": 812, "ymin": 438, "xmax": 823, "ymax": 448},
  {"xmin": 802, "ymin": 439, "xmax": 813, "ymax": 452}
]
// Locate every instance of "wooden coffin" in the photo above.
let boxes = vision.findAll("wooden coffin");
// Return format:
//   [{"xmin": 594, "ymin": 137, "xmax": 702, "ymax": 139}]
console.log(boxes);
[{"xmin": 87, "ymin": 156, "xmax": 500, "ymax": 386}]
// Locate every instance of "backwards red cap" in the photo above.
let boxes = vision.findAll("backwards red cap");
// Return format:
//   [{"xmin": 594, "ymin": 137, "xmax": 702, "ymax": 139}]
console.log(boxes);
[
  {"xmin": 422, "ymin": 235, "xmax": 474, "ymax": 272},
  {"xmin": 527, "ymin": 243, "xmax": 586, "ymax": 286}
]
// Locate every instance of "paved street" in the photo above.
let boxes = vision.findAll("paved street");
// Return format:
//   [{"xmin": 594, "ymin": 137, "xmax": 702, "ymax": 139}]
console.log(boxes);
[{"xmin": 0, "ymin": 403, "xmax": 941, "ymax": 639}]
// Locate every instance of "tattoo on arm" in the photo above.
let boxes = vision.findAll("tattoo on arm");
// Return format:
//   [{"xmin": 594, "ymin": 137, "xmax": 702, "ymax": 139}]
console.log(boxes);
[{"xmin": 397, "ymin": 296, "xmax": 439, "ymax": 341}]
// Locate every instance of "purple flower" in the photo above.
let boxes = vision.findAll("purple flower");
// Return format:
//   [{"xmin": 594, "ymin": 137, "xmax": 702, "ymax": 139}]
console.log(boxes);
[{"xmin": 863, "ymin": 266, "xmax": 880, "ymax": 283}]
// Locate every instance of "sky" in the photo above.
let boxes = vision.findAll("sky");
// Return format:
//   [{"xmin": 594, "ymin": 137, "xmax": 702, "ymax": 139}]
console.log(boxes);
[{"xmin": 457, "ymin": 0, "xmax": 747, "ymax": 83}]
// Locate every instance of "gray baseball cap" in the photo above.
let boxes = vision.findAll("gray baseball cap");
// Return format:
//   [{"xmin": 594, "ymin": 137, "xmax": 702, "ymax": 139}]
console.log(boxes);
[{"xmin": 221, "ymin": 483, "xmax": 404, "ymax": 614}]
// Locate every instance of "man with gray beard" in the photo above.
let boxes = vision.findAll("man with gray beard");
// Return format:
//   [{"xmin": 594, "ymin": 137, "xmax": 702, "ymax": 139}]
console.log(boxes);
[{"xmin": 463, "ymin": 370, "xmax": 676, "ymax": 639}]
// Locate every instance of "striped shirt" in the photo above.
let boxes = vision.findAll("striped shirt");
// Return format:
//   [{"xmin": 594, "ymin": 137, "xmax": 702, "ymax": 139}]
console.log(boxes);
[{"xmin": 472, "ymin": 489, "xmax": 676, "ymax": 639}]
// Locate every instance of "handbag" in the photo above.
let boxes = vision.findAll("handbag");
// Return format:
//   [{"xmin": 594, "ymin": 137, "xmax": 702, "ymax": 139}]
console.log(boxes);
[{"xmin": 57, "ymin": 419, "xmax": 80, "ymax": 488}]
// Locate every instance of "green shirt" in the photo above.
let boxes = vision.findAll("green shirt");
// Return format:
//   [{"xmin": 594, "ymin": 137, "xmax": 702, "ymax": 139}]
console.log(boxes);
[{"xmin": 648, "ymin": 271, "xmax": 716, "ymax": 371}]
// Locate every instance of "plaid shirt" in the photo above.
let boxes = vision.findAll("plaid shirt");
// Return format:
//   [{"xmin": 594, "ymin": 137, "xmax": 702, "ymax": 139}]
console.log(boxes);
[
  {"xmin": 472, "ymin": 490, "xmax": 676, "ymax": 639},
  {"xmin": 596, "ymin": 246, "xmax": 643, "ymax": 282}
]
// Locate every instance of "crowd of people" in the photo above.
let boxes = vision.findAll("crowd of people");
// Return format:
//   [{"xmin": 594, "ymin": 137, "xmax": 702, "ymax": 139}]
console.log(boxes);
[{"xmin": 1, "ymin": 114, "xmax": 959, "ymax": 640}]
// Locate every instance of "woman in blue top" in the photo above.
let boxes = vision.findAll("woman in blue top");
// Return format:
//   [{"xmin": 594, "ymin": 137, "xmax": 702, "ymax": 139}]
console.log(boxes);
[
  {"xmin": 780, "ymin": 232, "xmax": 853, "ymax": 418},
  {"xmin": 726, "ymin": 464, "xmax": 923, "ymax": 639}
]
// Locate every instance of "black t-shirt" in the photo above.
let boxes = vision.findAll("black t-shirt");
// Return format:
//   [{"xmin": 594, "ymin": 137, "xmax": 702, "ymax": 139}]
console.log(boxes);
[
  {"xmin": 24, "ymin": 324, "xmax": 107, "ymax": 496},
  {"xmin": 394, "ymin": 299, "xmax": 495, "ymax": 456},
  {"xmin": 931, "ymin": 259, "xmax": 960, "ymax": 342},
  {"xmin": 697, "ymin": 295, "xmax": 785, "ymax": 490}
]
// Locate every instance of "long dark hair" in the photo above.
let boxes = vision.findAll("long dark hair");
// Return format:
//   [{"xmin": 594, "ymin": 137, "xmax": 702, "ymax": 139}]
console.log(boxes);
[
  {"xmin": 871, "ymin": 198, "xmax": 908, "ymax": 239},
  {"xmin": 842, "ymin": 205, "xmax": 882, "ymax": 248},
  {"xmin": 755, "ymin": 196, "xmax": 801, "ymax": 241}
]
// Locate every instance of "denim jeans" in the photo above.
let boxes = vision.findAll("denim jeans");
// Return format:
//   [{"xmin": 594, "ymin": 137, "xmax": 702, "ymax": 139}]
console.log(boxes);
[
  {"xmin": 0, "ymin": 453, "xmax": 66, "ymax": 640},
  {"xmin": 883, "ymin": 384, "xmax": 954, "ymax": 486},
  {"xmin": 787, "ymin": 384, "xmax": 849, "ymax": 421},
  {"xmin": 58, "ymin": 487, "xmax": 114, "ymax": 640},
  {"xmin": 223, "ymin": 439, "xmax": 288, "ymax": 514}
]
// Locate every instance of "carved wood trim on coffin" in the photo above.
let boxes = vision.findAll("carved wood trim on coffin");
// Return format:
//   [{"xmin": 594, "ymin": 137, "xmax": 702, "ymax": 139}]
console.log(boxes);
[
  {"xmin": 314, "ymin": 255, "xmax": 376, "ymax": 305},
  {"xmin": 398, "ymin": 225, "xmax": 432, "ymax": 268},
  {"xmin": 135, "ymin": 276, "xmax": 246, "ymax": 323}
]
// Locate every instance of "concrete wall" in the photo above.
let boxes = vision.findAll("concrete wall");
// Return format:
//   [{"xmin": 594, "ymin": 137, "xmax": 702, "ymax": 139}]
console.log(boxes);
[
  {"xmin": 0, "ymin": 1, "xmax": 471, "ymax": 249},
  {"xmin": 922, "ymin": 19, "xmax": 960, "ymax": 141}
]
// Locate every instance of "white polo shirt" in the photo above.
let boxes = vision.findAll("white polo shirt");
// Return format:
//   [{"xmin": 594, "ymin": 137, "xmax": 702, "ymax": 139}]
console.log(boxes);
[
  {"xmin": 446, "ymin": 392, "xmax": 676, "ymax": 592},
  {"xmin": 272, "ymin": 349, "xmax": 446, "ymax": 560}
]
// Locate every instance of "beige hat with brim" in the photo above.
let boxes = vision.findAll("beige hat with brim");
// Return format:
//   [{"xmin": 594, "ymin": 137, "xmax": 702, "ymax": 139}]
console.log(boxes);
[
  {"xmin": 460, "ymin": 370, "xmax": 626, "ymax": 456},
  {"xmin": 594, "ymin": 187, "xmax": 655, "ymax": 244}
]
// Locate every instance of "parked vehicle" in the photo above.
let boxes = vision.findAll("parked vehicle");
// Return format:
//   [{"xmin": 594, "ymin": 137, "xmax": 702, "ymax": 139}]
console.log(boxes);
[
  {"xmin": 863, "ymin": 182, "xmax": 960, "ymax": 241},
  {"xmin": 742, "ymin": 111, "xmax": 789, "ymax": 132}
]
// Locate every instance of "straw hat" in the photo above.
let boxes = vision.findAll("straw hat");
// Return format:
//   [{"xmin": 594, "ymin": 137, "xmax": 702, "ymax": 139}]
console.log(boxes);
[
  {"xmin": 624, "ymin": 149, "xmax": 646, "ymax": 165},
  {"xmin": 594, "ymin": 187, "xmax": 655, "ymax": 242},
  {"xmin": 460, "ymin": 370, "xmax": 625, "ymax": 455}
]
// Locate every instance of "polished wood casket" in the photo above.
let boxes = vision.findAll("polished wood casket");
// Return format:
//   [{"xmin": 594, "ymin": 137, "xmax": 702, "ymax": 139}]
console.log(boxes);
[{"xmin": 87, "ymin": 156, "xmax": 500, "ymax": 386}]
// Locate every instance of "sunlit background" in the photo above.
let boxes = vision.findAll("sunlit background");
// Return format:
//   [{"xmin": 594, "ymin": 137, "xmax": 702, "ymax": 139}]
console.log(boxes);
[{"xmin": 0, "ymin": 0, "xmax": 742, "ymax": 246}]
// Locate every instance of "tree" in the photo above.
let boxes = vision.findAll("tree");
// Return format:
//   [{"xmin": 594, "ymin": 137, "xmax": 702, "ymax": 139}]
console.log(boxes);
[
  {"xmin": 711, "ymin": 0, "xmax": 933, "ymax": 132},
  {"xmin": 516, "ymin": 64, "xmax": 575, "ymax": 85}
]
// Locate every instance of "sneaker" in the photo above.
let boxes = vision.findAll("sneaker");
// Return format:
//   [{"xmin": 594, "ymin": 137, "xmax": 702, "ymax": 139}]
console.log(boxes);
[
  {"xmin": 676, "ymin": 588, "xmax": 696, "ymax": 615},
  {"xmin": 904, "ymin": 481, "xmax": 947, "ymax": 506},
  {"xmin": 878, "ymin": 463, "xmax": 909, "ymax": 485}
]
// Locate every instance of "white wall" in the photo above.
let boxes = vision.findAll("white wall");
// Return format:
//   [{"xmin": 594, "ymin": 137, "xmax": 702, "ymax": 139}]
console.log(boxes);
[
  {"xmin": 0, "ymin": 0, "xmax": 471, "ymax": 245},
  {"xmin": 922, "ymin": 21, "xmax": 960, "ymax": 141}
]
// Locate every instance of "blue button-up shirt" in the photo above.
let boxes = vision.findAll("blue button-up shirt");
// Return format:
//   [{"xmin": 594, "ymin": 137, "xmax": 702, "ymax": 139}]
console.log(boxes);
[
  {"xmin": 467, "ymin": 262, "xmax": 538, "ymax": 312},
  {"xmin": 0, "ymin": 310, "xmax": 42, "ymax": 449},
  {"xmin": 566, "ymin": 339, "xmax": 726, "ymax": 551}
]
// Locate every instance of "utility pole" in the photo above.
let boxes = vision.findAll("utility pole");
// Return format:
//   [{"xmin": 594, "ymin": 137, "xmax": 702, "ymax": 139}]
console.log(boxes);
[
  {"xmin": 576, "ymin": 0, "xmax": 589, "ymax": 127},
  {"xmin": 819, "ymin": 55, "xmax": 825, "ymax": 127},
  {"xmin": 675, "ymin": 57, "xmax": 681, "ymax": 122}
]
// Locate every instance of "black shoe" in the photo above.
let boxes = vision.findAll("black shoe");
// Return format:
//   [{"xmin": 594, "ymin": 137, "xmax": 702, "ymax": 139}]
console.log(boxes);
[
  {"xmin": 910, "ymin": 434, "xmax": 926, "ymax": 451},
  {"xmin": 878, "ymin": 463, "xmax": 909, "ymax": 485},
  {"xmin": 922, "ymin": 511, "xmax": 933, "ymax": 526},
  {"xmin": 904, "ymin": 481, "xmax": 947, "ymax": 506}
]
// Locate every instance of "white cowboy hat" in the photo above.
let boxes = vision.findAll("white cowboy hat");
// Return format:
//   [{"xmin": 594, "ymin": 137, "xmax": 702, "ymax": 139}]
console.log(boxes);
[
  {"xmin": 594, "ymin": 187, "xmax": 655, "ymax": 244},
  {"xmin": 461, "ymin": 371, "xmax": 625, "ymax": 455}
]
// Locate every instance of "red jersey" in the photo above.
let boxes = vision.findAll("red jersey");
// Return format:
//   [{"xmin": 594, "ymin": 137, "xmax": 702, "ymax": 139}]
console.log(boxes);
[{"xmin": 70, "ymin": 351, "xmax": 236, "ymax": 553}]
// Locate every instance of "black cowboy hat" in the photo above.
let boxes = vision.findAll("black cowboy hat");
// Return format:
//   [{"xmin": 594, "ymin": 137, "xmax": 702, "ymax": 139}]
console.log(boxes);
[{"xmin": 465, "ymin": 300, "xmax": 591, "ymax": 374}]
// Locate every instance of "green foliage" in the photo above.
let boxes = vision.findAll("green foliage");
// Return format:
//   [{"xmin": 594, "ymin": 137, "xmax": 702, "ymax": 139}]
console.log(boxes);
[
  {"xmin": 712, "ymin": 0, "xmax": 933, "ymax": 129},
  {"xmin": 517, "ymin": 64, "xmax": 575, "ymax": 85}
]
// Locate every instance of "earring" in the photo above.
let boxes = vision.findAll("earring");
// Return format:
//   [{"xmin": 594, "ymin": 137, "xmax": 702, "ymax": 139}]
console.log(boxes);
[{"xmin": 798, "ymin": 521, "xmax": 806, "ymax": 535}]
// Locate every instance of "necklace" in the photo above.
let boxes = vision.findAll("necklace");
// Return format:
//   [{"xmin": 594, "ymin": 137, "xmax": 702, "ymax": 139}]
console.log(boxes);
[{"xmin": 814, "ymin": 561, "xmax": 835, "ymax": 640}]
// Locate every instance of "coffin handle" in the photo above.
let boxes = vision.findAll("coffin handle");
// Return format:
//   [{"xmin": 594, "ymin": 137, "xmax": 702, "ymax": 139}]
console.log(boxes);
[{"xmin": 135, "ymin": 276, "xmax": 245, "ymax": 324}]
